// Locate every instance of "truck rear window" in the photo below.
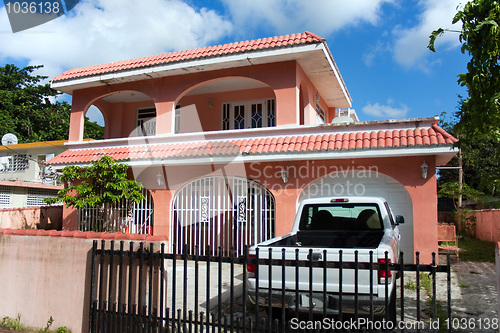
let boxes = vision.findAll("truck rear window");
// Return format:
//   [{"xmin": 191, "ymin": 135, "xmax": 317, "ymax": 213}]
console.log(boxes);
[{"xmin": 299, "ymin": 203, "xmax": 383, "ymax": 231}]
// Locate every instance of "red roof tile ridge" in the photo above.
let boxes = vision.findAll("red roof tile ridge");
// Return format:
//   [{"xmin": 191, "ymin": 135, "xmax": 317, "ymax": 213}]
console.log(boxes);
[
  {"xmin": 52, "ymin": 32, "xmax": 324, "ymax": 82},
  {"xmin": 431, "ymin": 124, "xmax": 458, "ymax": 143}
]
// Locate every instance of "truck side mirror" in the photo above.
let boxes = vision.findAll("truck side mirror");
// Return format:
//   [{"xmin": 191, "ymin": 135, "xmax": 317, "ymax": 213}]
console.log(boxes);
[{"xmin": 395, "ymin": 215, "xmax": 405, "ymax": 225}]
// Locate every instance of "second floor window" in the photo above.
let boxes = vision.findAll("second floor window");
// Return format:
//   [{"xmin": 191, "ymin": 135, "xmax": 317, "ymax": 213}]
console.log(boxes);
[
  {"xmin": 316, "ymin": 103, "xmax": 326, "ymax": 124},
  {"xmin": 137, "ymin": 108, "xmax": 156, "ymax": 136},
  {"xmin": 222, "ymin": 99, "xmax": 276, "ymax": 130},
  {"xmin": 0, "ymin": 154, "xmax": 28, "ymax": 172}
]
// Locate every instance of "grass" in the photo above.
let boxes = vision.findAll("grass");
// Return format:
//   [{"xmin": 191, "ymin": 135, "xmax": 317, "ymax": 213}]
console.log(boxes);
[
  {"xmin": 0, "ymin": 316, "xmax": 70, "ymax": 333},
  {"xmin": 458, "ymin": 234, "xmax": 496, "ymax": 263}
]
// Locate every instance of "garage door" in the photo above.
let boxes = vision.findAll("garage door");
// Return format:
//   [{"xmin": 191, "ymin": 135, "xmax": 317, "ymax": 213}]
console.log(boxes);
[{"xmin": 298, "ymin": 172, "xmax": 414, "ymax": 257}]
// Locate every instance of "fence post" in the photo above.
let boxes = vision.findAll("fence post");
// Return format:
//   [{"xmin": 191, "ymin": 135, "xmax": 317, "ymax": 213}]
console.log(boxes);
[{"xmin": 89, "ymin": 240, "xmax": 97, "ymax": 333}]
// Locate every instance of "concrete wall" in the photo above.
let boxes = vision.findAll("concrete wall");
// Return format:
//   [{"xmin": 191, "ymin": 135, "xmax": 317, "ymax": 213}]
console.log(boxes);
[
  {"xmin": 0, "ymin": 230, "xmax": 168, "ymax": 333},
  {"xmin": 0, "ymin": 206, "xmax": 62, "ymax": 229},
  {"xmin": 473, "ymin": 209, "xmax": 500, "ymax": 242},
  {"xmin": 0, "ymin": 234, "xmax": 93, "ymax": 333}
]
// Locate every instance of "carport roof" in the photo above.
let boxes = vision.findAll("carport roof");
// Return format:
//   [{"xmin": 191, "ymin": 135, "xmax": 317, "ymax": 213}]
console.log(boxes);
[{"xmin": 47, "ymin": 117, "xmax": 457, "ymax": 167}]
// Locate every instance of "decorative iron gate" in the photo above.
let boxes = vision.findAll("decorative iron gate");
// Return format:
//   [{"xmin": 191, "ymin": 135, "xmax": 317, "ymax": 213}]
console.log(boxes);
[
  {"xmin": 78, "ymin": 188, "xmax": 154, "ymax": 234},
  {"xmin": 171, "ymin": 176, "xmax": 275, "ymax": 256}
]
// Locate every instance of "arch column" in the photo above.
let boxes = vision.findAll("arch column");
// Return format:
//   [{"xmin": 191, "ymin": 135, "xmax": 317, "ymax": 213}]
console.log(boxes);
[{"xmin": 155, "ymin": 101, "xmax": 175, "ymax": 135}]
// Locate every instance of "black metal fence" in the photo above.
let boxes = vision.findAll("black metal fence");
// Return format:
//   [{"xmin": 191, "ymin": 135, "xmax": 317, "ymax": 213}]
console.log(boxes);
[{"xmin": 89, "ymin": 240, "xmax": 452, "ymax": 332}]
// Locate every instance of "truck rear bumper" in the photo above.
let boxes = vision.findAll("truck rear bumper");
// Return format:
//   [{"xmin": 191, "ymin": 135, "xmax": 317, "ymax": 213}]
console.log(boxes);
[{"xmin": 247, "ymin": 289, "xmax": 388, "ymax": 315}]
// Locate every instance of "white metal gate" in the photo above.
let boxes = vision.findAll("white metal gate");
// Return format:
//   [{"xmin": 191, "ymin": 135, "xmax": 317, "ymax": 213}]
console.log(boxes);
[
  {"xmin": 78, "ymin": 188, "xmax": 154, "ymax": 234},
  {"xmin": 171, "ymin": 176, "xmax": 275, "ymax": 256}
]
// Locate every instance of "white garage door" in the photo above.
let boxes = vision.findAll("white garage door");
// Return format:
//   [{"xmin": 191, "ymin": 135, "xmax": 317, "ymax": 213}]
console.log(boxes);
[{"xmin": 298, "ymin": 171, "xmax": 414, "ymax": 257}]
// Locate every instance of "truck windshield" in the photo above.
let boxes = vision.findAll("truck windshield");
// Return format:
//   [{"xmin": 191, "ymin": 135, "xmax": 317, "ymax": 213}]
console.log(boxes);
[{"xmin": 299, "ymin": 203, "xmax": 383, "ymax": 231}]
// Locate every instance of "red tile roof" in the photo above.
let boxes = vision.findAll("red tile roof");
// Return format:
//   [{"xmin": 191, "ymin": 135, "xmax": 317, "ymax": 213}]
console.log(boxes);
[
  {"xmin": 51, "ymin": 32, "xmax": 324, "ymax": 83},
  {"xmin": 47, "ymin": 123, "xmax": 457, "ymax": 166}
]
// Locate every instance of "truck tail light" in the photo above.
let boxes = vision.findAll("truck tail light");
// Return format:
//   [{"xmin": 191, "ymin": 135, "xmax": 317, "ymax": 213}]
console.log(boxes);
[
  {"xmin": 378, "ymin": 258, "xmax": 392, "ymax": 284},
  {"xmin": 331, "ymin": 198, "xmax": 349, "ymax": 202},
  {"xmin": 247, "ymin": 254, "xmax": 256, "ymax": 274}
]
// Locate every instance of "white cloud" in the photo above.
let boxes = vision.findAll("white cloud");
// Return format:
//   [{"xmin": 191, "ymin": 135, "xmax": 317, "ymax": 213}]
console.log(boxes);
[
  {"xmin": 392, "ymin": 0, "xmax": 462, "ymax": 69},
  {"xmin": 220, "ymin": 0, "xmax": 395, "ymax": 36},
  {"xmin": 362, "ymin": 99, "xmax": 409, "ymax": 118},
  {"xmin": 0, "ymin": 0, "xmax": 233, "ymax": 79}
]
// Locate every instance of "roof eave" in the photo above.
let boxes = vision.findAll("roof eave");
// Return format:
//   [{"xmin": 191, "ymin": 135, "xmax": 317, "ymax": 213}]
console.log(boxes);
[
  {"xmin": 50, "ymin": 43, "xmax": 352, "ymax": 109},
  {"xmin": 47, "ymin": 145, "xmax": 458, "ymax": 169}
]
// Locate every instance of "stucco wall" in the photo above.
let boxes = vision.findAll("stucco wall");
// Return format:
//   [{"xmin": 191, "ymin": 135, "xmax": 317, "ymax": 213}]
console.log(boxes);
[
  {"xmin": 473, "ymin": 209, "xmax": 500, "ymax": 242},
  {"xmin": 0, "ymin": 234, "xmax": 93, "ymax": 333},
  {"xmin": 63, "ymin": 155, "xmax": 439, "ymax": 263},
  {"xmin": 0, "ymin": 231, "xmax": 168, "ymax": 333},
  {"xmin": 0, "ymin": 206, "xmax": 62, "ymax": 229}
]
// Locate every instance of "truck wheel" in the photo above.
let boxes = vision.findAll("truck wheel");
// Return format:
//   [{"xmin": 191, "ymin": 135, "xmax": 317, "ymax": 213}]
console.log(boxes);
[{"xmin": 387, "ymin": 289, "xmax": 397, "ymax": 324}]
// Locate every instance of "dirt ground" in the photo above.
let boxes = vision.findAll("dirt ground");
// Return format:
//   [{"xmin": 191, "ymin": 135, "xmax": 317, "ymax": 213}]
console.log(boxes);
[{"xmin": 447, "ymin": 261, "xmax": 498, "ymax": 332}]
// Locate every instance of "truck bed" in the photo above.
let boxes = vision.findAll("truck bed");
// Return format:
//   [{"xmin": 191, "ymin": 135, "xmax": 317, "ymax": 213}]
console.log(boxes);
[{"xmin": 267, "ymin": 230, "xmax": 385, "ymax": 249}]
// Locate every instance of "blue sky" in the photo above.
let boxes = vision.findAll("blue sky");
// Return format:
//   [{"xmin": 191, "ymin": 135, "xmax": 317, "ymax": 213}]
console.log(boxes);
[{"xmin": 0, "ymin": 0, "xmax": 468, "ymax": 125}]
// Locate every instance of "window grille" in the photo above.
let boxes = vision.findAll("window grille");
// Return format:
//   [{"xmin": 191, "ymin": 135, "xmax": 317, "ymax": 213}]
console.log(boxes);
[
  {"xmin": 0, "ymin": 155, "xmax": 28, "ymax": 172},
  {"xmin": 27, "ymin": 188, "xmax": 58, "ymax": 207},
  {"xmin": 78, "ymin": 188, "xmax": 153, "ymax": 234},
  {"xmin": 316, "ymin": 103, "xmax": 326, "ymax": 124},
  {"xmin": 174, "ymin": 104, "xmax": 181, "ymax": 134},
  {"xmin": 0, "ymin": 185, "xmax": 11, "ymax": 209},
  {"xmin": 221, "ymin": 99, "xmax": 276, "ymax": 130},
  {"xmin": 137, "ymin": 108, "xmax": 156, "ymax": 136},
  {"xmin": 222, "ymin": 103, "xmax": 230, "ymax": 130},
  {"xmin": 267, "ymin": 99, "xmax": 276, "ymax": 127}
]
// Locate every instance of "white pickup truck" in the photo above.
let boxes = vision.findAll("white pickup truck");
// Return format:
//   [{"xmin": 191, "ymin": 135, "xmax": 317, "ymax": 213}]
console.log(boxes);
[{"xmin": 246, "ymin": 196, "xmax": 404, "ymax": 319}]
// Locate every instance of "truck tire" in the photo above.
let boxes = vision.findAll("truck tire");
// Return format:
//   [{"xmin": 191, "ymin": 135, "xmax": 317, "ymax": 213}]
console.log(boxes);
[{"xmin": 387, "ymin": 289, "xmax": 397, "ymax": 324}]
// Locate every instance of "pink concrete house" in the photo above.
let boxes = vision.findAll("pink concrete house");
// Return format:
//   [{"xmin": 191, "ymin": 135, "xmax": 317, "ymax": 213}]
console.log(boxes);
[{"xmin": 48, "ymin": 32, "xmax": 457, "ymax": 262}]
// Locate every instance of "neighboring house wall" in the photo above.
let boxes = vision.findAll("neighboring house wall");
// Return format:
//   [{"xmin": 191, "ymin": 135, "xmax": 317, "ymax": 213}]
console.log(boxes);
[
  {"xmin": 473, "ymin": 209, "xmax": 500, "ymax": 242},
  {"xmin": 0, "ymin": 141, "xmax": 66, "ymax": 209},
  {"xmin": 0, "ymin": 206, "xmax": 62, "ymax": 229}
]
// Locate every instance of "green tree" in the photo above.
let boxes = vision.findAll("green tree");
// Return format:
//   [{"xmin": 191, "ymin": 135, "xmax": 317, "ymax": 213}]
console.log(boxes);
[
  {"xmin": 429, "ymin": 0, "xmax": 500, "ymax": 142},
  {"xmin": 45, "ymin": 156, "xmax": 145, "ymax": 232},
  {"xmin": 0, "ymin": 64, "xmax": 103, "ymax": 142},
  {"xmin": 438, "ymin": 111, "xmax": 500, "ymax": 198}
]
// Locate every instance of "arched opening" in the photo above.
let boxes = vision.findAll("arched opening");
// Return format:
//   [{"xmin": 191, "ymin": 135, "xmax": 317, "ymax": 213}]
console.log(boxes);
[
  {"xmin": 171, "ymin": 176, "xmax": 275, "ymax": 256},
  {"xmin": 298, "ymin": 171, "xmax": 414, "ymax": 256},
  {"xmin": 84, "ymin": 90, "xmax": 156, "ymax": 140},
  {"xmin": 176, "ymin": 77, "xmax": 277, "ymax": 134},
  {"xmin": 83, "ymin": 105, "xmax": 105, "ymax": 140}
]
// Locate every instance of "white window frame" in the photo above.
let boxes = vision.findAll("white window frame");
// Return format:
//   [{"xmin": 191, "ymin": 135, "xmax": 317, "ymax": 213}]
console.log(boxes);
[
  {"xmin": 174, "ymin": 104, "xmax": 181, "ymax": 134},
  {"xmin": 0, "ymin": 154, "xmax": 28, "ymax": 172},
  {"xmin": 137, "ymin": 107, "xmax": 156, "ymax": 136},
  {"xmin": 222, "ymin": 99, "xmax": 276, "ymax": 130},
  {"xmin": 316, "ymin": 103, "xmax": 326, "ymax": 124},
  {"xmin": 26, "ymin": 188, "xmax": 58, "ymax": 207},
  {"xmin": 0, "ymin": 185, "xmax": 11, "ymax": 209}
]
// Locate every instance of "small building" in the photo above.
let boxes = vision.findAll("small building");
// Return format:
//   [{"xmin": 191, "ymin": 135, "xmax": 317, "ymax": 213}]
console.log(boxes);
[
  {"xmin": 0, "ymin": 140, "xmax": 66, "ymax": 209},
  {"xmin": 47, "ymin": 32, "xmax": 457, "ymax": 262}
]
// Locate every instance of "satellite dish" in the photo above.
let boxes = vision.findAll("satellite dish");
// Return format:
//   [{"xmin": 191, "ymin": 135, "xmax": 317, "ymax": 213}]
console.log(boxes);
[
  {"xmin": 1, "ymin": 133, "xmax": 18, "ymax": 146},
  {"xmin": 331, "ymin": 116, "xmax": 354, "ymax": 124}
]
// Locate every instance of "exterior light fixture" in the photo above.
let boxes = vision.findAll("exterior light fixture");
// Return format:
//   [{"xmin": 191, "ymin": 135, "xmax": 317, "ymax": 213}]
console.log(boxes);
[
  {"xmin": 156, "ymin": 172, "xmax": 164, "ymax": 186},
  {"xmin": 208, "ymin": 98, "xmax": 214, "ymax": 110},
  {"xmin": 421, "ymin": 161, "xmax": 428, "ymax": 179},
  {"xmin": 281, "ymin": 167, "xmax": 288, "ymax": 183},
  {"xmin": 315, "ymin": 93, "xmax": 321, "ymax": 103}
]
